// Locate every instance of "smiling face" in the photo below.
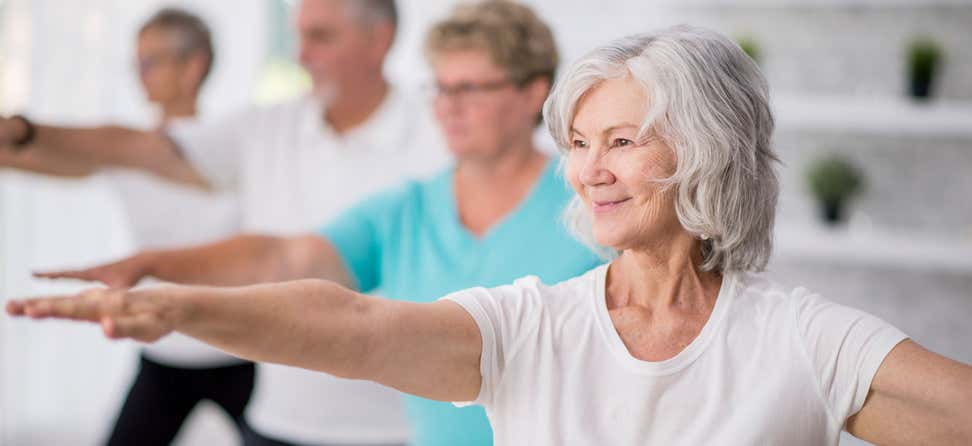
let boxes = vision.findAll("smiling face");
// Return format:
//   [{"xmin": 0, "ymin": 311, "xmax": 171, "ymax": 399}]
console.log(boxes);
[{"xmin": 565, "ymin": 76, "xmax": 683, "ymax": 251}]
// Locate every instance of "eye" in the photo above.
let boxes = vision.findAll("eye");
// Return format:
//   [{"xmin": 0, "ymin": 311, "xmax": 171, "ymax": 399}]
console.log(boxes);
[
  {"xmin": 570, "ymin": 139, "xmax": 588, "ymax": 150},
  {"xmin": 611, "ymin": 138, "xmax": 634, "ymax": 148}
]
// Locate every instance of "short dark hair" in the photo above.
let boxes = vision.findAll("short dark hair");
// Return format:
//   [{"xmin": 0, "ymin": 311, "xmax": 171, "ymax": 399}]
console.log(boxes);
[{"xmin": 139, "ymin": 7, "xmax": 215, "ymax": 84}]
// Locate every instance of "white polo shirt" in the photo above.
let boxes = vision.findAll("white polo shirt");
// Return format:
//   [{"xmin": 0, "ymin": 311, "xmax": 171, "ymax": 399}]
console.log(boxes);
[
  {"xmin": 105, "ymin": 117, "xmax": 244, "ymax": 369},
  {"xmin": 168, "ymin": 88, "xmax": 449, "ymax": 444}
]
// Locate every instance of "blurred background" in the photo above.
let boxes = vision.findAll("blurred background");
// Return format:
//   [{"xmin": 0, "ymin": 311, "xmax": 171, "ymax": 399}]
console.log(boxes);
[{"xmin": 1, "ymin": 0, "xmax": 970, "ymax": 445}]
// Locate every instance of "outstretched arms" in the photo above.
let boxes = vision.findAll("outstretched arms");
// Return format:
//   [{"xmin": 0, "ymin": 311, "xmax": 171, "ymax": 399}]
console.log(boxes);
[{"xmin": 5, "ymin": 279, "xmax": 483, "ymax": 402}]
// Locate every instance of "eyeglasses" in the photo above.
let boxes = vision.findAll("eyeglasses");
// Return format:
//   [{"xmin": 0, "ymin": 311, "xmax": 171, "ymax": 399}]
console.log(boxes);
[
  {"xmin": 136, "ymin": 53, "xmax": 181, "ymax": 74},
  {"xmin": 427, "ymin": 78, "xmax": 516, "ymax": 104}
]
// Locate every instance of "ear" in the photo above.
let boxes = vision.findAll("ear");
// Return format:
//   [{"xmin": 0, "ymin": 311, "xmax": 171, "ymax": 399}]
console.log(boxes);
[
  {"xmin": 523, "ymin": 76, "xmax": 552, "ymax": 115},
  {"xmin": 366, "ymin": 21, "xmax": 395, "ymax": 64},
  {"xmin": 180, "ymin": 52, "xmax": 210, "ymax": 93}
]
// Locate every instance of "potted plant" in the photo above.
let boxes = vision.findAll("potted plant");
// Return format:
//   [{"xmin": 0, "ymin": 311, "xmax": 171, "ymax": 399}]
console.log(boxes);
[
  {"xmin": 736, "ymin": 35, "xmax": 761, "ymax": 66},
  {"xmin": 907, "ymin": 37, "xmax": 943, "ymax": 100},
  {"xmin": 805, "ymin": 155, "xmax": 865, "ymax": 225}
]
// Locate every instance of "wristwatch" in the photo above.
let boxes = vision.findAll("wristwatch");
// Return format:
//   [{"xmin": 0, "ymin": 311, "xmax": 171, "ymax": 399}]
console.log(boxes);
[{"xmin": 9, "ymin": 115, "xmax": 35, "ymax": 151}]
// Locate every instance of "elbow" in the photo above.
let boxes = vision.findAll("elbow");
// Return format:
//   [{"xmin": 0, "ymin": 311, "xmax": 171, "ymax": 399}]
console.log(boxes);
[{"xmin": 294, "ymin": 279, "xmax": 379, "ymax": 380}]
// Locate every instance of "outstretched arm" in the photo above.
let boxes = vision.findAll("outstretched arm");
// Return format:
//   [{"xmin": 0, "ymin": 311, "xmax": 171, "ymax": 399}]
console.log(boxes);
[
  {"xmin": 846, "ymin": 340, "xmax": 972, "ymax": 445},
  {"xmin": 35, "ymin": 234, "xmax": 353, "ymax": 289},
  {"xmin": 0, "ymin": 117, "xmax": 207, "ymax": 187},
  {"xmin": 5, "ymin": 279, "xmax": 483, "ymax": 402},
  {"xmin": 0, "ymin": 145, "xmax": 98, "ymax": 177}
]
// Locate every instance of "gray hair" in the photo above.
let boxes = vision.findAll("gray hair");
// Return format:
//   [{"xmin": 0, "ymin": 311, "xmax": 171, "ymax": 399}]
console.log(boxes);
[
  {"xmin": 140, "ymin": 8, "xmax": 215, "ymax": 84},
  {"xmin": 543, "ymin": 25, "xmax": 780, "ymax": 273},
  {"xmin": 347, "ymin": 0, "xmax": 398, "ymax": 30}
]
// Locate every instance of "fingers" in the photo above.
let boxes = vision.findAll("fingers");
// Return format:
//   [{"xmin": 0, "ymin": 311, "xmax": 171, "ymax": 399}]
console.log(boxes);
[
  {"xmin": 33, "ymin": 269, "xmax": 97, "ymax": 281},
  {"xmin": 16, "ymin": 295, "xmax": 102, "ymax": 322},
  {"xmin": 34, "ymin": 268, "xmax": 131, "ymax": 288},
  {"xmin": 7, "ymin": 288, "xmax": 173, "ymax": 343},
  {"xmin": 5, "ymin": 299, "xmax": 26, "ymax": 316},
  {"xmin": 7, "ymin": 288, "xmax": 120, "ymax": 322},
  {"xmin": 102, "ymin": 314, "xmax": 169, "ymax": 343}
]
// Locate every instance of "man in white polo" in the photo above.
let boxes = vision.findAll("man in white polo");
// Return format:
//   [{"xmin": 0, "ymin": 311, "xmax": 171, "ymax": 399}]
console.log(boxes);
[{"xmin": 0, "ymin": 1, "xmax": 447, "ymax": 445}]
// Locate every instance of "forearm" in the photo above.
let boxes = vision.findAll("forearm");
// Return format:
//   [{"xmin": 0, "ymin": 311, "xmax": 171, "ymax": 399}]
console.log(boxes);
[
  {"xmin": 0, "ymin": 148, "xmax": 97, "ymax": 177},
  {"xmin": 29, "ymin": 125, "xmax": 207, "ymax": 187},
  {"xmin": 142, "ymin": 235, "xmax": 297, "ymax": 286},
  {"xmin": 173, "ymin": 279, "xmax": 374, "ymax": 378},
  {"xmin": 143, "ymin": 234, "xmax": 350, "ymax": 287}
]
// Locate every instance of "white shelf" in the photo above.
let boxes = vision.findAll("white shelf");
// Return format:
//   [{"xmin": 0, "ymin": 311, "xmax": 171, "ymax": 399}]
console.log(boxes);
[
  {"xmin": 772, "ymin": 223, "xmax": 972, "ymax": 273},
  {"xmin": 772, "ymin": 93, "xmax": 972, "ymax": 138}
]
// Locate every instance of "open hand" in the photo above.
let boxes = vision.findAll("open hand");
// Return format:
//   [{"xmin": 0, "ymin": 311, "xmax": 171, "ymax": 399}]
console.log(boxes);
[
  {"xmin": 34, "ymin": 255, "xmax": 150, "ymax": 288},
  {"xmin": 6, "ymin": 287, "xmax": 179, "ymax": 342}
]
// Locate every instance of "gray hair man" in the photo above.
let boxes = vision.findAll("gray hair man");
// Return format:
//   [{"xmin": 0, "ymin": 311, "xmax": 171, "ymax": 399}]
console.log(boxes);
[{"xmin": 0, "ymin": 1, "xmax": 447, "ymax": 445}]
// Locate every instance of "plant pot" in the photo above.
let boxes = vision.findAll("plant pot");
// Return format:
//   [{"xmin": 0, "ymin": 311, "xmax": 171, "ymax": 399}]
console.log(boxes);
[
  {"xmin": 820, "ymin": 200, "xmax": 844, "ymax": 225},
  {"xmin": 910, "ymin": 75, "xmax": 934, "ymax": 100}
]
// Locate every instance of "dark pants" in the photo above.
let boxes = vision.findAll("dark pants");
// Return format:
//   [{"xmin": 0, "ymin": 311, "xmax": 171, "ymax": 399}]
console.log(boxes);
[{"xmin": 105, "ymin": 354, "xmax": 256, "ymax": 446}]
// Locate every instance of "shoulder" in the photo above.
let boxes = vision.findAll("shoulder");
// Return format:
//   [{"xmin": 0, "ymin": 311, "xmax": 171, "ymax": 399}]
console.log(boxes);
[
  {"xmin": 482, "ymin": 264, "xmax": 605, "ymax": 313},
  {"xmin": 729, "ymin": 273, "xmax": 894, "ymax": 339},
  {"xmin": 441, "ymin": 265, "xmax": 604, "ymax": 336},
  {"xmin": 724, "ymin": 273, "xmax": 817, "ymax": 329},
  {"xmin": 204, "ymin": 95, "xmax": 317, "ymax": 135}
]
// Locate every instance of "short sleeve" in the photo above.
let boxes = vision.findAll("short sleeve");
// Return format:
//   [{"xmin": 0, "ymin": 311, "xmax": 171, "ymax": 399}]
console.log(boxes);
[
  {"xmin": 317, "ymin": 184, "xmax": 413, "ymax": 293},
  {"xmin": 165, "ymin": 113, "xmax": 245, "ymax": 191},
  {"xmin": 440, "ymin": 276, "xmax": 545, "ymax": 408},
  {"xmin": 793, "ymin": 291, "xmax": 908, "ymax": 424}
]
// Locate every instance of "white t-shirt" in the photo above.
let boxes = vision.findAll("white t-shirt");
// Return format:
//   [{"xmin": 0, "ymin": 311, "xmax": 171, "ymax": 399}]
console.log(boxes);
[
  {"xmin": 444, "ymin": 263, "xmax": 908, "ymax": 446},
  {"xmin": 168, "ymin": 88, "xmax": 449, "ymax": 444},
  {"xmin": 104, "ymin": 117, "xmax": 244, "ymax": 368}
]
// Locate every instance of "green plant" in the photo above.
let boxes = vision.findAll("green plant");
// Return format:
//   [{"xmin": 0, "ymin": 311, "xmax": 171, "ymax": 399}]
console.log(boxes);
[
  {"xmin": 907, "ymin": 37, "xmax": 943, "ymax": 99},
  {"xmin": 805, "ymin": 155, "xmax": 864, "ymax": 205},
  {"xmin": 736, "ymin": 36, "xmax": 761, "ymax": 65}
]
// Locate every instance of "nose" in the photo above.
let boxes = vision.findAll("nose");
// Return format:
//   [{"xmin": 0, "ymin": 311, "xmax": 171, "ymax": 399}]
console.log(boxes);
[{"xmin": 578, "ymin": 147, "xmax": 615, "ymax": 187}]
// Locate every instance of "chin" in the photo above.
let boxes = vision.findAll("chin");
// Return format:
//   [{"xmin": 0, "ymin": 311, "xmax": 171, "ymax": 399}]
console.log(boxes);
[
  {"xmin": 447, "ymin": 142, "xmax": 490, "ymax": 159},
  {"xmin": 591, "ymin": 229, "xmax": 624, "ymax": 250}
]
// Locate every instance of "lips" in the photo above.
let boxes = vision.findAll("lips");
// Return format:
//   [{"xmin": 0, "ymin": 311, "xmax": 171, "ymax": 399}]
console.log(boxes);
[{"xmin": 592, "ymin": 197, "xmax": 631, "ymax": 213}]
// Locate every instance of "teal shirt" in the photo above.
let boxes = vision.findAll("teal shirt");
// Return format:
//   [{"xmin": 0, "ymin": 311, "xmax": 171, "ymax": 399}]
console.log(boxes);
[{"xmin": 318, "ymin": 158, "xmax": 604, "ymax": 446}]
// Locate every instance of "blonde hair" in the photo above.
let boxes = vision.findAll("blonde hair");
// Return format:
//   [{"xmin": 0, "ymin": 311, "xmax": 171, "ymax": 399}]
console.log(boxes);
[{"xmin": 425, "ymin": 0, "xmax": 558, "ymax": 86}]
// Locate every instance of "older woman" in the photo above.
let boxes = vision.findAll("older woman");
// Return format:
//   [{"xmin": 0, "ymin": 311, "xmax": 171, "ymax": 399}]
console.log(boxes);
[
  {"xmin": 9, "ymin": 25, "xmax": 971, "ymax": 445},
  {"xmin": 20, "ymin": 2, "xmax": 601, "ymax": 446}
]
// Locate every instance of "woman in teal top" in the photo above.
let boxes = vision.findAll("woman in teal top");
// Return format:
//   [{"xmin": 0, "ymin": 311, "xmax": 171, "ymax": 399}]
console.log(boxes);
[
  {"xmin": 319, "ymin": 158, "xmax": 600, "ymax": 445},
  {"xmin": 31, "ymin": 3, "xmax": 601, "ymax": 446}
]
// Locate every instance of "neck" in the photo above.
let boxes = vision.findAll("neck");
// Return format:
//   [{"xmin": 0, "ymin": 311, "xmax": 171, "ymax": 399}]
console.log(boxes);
[
  {"xmin": 451, "ymin": 134, "xmax": 548, "ymax": 237},
  {"xmin": 607, "ymin": 232, "xmax": 722, "ymax": 312},
  {"xmin": 455, "ymin": 133, "xmax": 545, "ymax": 188},
  {"xmin": 323, "ymin": 75, "xmax": 389, "ymax": 134},
  {"xmin": 159, "ymin": 96, "xmax": 197, "ymax": 124}
]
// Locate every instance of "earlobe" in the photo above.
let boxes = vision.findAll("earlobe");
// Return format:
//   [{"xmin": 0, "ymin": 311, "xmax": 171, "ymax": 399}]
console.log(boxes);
[{"xmin": 528, "ymin": 77, "xmax": 552, "ymax": 110}]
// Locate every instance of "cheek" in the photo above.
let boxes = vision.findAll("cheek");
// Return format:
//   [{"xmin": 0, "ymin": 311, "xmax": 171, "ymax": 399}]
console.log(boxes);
[
  {"xmin": 564, "ymin": 153, "xmax": 590, "ymax": 200},
  {"xmin": 432, "ymin": 100, "xmax": 450, "ymax": 122}
]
